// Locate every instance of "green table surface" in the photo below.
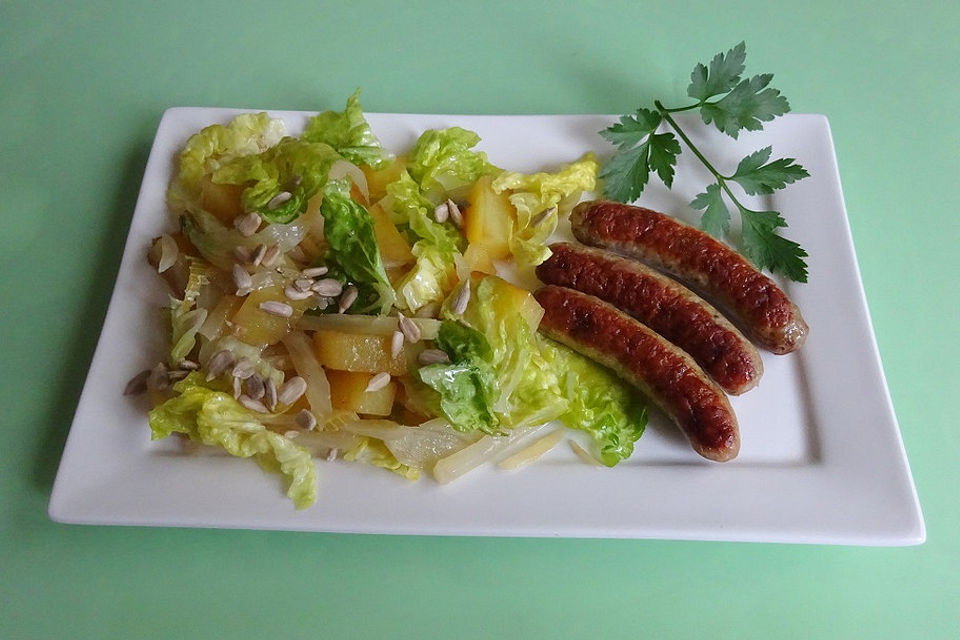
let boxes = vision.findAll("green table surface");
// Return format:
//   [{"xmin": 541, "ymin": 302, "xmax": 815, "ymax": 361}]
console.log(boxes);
[{"xmin": 2, "ymin": 1, "xmax": 957, "ymax": 637}]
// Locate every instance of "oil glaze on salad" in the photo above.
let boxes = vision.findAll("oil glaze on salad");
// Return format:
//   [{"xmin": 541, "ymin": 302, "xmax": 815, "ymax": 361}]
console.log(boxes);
[{"xmin": 131, "ymin": 92, "xmax": 646, "ymax": 508}]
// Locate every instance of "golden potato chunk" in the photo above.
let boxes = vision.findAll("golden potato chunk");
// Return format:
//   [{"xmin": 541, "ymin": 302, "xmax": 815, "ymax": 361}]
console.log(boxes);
[
  {"xmin": 326, "ymin": 369, "xmax": 397, "ymax": 416},
  {"xmin": 463, "ymin": 174, "xmax": 514, "ymax": 260},
  {"xmin": 312, "ymin": 328, "xmax": 409, "ymax": 376}
]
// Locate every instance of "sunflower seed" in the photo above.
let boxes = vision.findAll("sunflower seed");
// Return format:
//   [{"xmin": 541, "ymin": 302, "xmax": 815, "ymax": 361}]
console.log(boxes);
[
  {"xmin": 365, "ymin": 372, "xmax": 391, "ymax": 392},
  {"xmin": 312, "ymin": 278, "xmax": 342, "ymax": 297},
  {"xmin": 452, "ymin": 279, "xmax": 471, "ymax": 315},
  {"xmin": 232, "ymin": 376, "xmax": 242, "ymax": 399},
  {"xmin": 267, "ymin": 191, "xmax": 292, "ymax": 210},
  {"xmin": 250, "ymin": 243, "xmax": 267, "ymax": 267},
  {"xmin": 235, "ymin": 212, "xmax": 261, "ymax": 236},
  {"xmin": 147, "ymin": 363, "xmax": 170, "ymax": 391},
  {"xmin": 418, "ymin": 349, "xmax": 451, "ymax": 365},
  {"xmin": 530, "ymin": 206, "xmax": 556, "ymax": 227},
  {"xmin": 260, "ymin": 244, "xmax": 281, "ymax": 267},
  {"xmin": 397, "ymin": 312, "xmax": 421, "ymax": 343},
  {"xmin": 244, "ymin": 373, "xmax": 266, "ymax": 400},
  {"xmin": 447, "ymin": 199, "xmax": 463, "ymax": 227},
  {"xmin": 123, "ymin": 369, "xmax": 152, "ymax": 396},
  {"xmin": 391, "ymin": 330, "xmax": 404, "ymax": 358},
  {"xmin": 277, "ymin": 376, "xmax": 308, "ymax": 406},
  {"xmin": 239, "ymin": 394, "xmax": 269, "ymax": 413},
  {"xmin": 259, "ymin": 301, "xmax": 293, "ymax": 317},
  {"xmin": 179, "ymin": 359, "xmax": 200, "ymax": 371},
  {"xmin": 338, "ymin": 285, "xmax": 358, "ymax": 313},
  {"xmin": 168, "ymin": 369, "xmax": 189, "ymax": 381},
  {"xmin": 285, "ymin": 285, "xmax": 314, "ymax": 301},
  {"xmin": 232, "ymin": 263, "xmax": 253, "ymax": 292},
  {"xmin": 206, "ymin": 350, "xmax": 235, "ymax": 380},
  {"xmin": 264, "ymin": 377, "xmax": 278, "ymax": 411},
  {"xmin": 434, "ymin": 202, "xmax": 449, "ymax": 223},
  {"xmin": 294, "ymin": 278, "xmax": 314, "ymax": 292},
  {"xmin": 232, "ymin": 358, "xmax": 256, "ymax": 380},
  {"xmin": 294, "ymin": 409, "xmax": 317, "ymax": 431},
  {"xmin": 301, "ymin": 266, "xmax": 328, "ymax": 278},
  {"xmin": 157, "ymin": 233, "xmax": 178, "ymax": 273},
  {"xmin": 284, "ymin": 430, "xmax": 301, "ymax": 439},
  {"xmin": 326, "ymin": 448, "xmax": 339, "ymax": 461}
]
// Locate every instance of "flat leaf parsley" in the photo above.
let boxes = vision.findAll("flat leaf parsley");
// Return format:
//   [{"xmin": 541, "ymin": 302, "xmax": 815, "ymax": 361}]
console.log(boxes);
[{"xmin": 599, "ymin": 42, "xmax": 810, "ymax": 282}]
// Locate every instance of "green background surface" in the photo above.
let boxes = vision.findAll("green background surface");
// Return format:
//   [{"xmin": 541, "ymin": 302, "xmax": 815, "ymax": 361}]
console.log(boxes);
[{"xmin": 2, "ymin": 1, "xmax": 957, "ymax": 637}]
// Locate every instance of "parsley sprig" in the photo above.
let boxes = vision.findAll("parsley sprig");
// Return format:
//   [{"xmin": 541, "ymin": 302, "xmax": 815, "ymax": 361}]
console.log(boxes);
[{"xmin": 599, "ymin": 42, "xmax": 810, "ymax": 282}]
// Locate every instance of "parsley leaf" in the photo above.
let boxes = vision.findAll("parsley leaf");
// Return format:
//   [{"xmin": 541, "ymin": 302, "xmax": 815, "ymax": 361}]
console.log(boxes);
[
  {"xmin": 701, "ymin": 74, "xmax": 790, "ymax": 138},
  {"xmin": 739, "ymin": 206, "xmax": 808, "ymax": 282},
  {"xmin": 647, "ymin": 132, "xmax": 682, "ymax": 187},
  {"xmin": 687, "ymin": 41, "xmax": 746, "ymax": 102},
  {"xmin": 731, "ymin": 146, "xmax": 810, "ymax": 195},
  {"xmin": 598, "ymin": 109, "xmax": 679, "ymax": 201},
  {"xmin": 690, "ymin": 184, "xmax": 730, "ymax": 238},
  {"xmin": 600, "ymin": 108, "xmax": 662, "ymax": 148}
]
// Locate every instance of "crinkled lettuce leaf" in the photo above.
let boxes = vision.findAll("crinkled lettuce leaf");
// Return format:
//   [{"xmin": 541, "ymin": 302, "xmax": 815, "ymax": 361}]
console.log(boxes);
[
  {"xmin": 407, "ymin": 127, "xmax": 499, "ymax": 200},
  {"xmin": 417, "ymin": 321, "xmax": 499, "ymax": 434},
  {"xmin": 213, "ymin": 138, "xmax": 340, "ymax": 223},
  {"xmin": 301, "ymin": 89, "xmax": 389, "ymax": 169},
  {"xmin": 344, "ymin": 436, "xmax": 419, "ymax": 479},
  {"xmin": 169, "ymin": 112, "xmax": 286, "ymax": 208},
  {"xmin": 394, "ymin": 242, "xmax": 458, "ymax": 314},
  {"xmin": 167, "ymin": 258, "xmax": 211, "ymax": 366},
  {"xmin": 492, "ymin": 153, "xmax": 598, "ymax": 266},
  {"xmin": 319, "ymin": 180, "xmax": 396, "ymax": 314},
  {"xmin": 541, "ymin": 339, "xmax": 647, "ymax": 465},
  {"xmin": 386, "ymin": 171, "xmax": 463, "ymax": 253},
  {"xmin": 148, "ymin": 373, "xmax": 316, "ymax": 509}
]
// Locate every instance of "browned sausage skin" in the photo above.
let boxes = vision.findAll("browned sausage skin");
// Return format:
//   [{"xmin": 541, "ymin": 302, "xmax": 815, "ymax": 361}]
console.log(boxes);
[
  {"xmin": 570, "ymin": 200, "xmax": 808, "ymax": 354},
  {"xmin": 537, "ymin": 242, "xmax": 763, "ymax": 395},
  {"xmin": 535, "ymin": 285, "xmax": 740, "ymax": 462}
]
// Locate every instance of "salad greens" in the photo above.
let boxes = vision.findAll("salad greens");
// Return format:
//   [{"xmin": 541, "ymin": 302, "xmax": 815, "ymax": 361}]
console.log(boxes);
[{"xmin": 144, "ymin": 91, "xmax": 650, "ymax": 509}]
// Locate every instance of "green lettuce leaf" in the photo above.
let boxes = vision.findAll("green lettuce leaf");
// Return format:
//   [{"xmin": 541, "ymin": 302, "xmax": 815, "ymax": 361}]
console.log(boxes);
[
  {"xmin": 491, "ymin": 153, "xmax": 597, "ymax": 266},
  {"xmin": 319, "ymin": 180, "xmax": 396, "ymax": 314},
  {"xmin": 386, "ymin": 171, "xmax": 463, "ymax": 252},
  {"xmin": 407, "ymin": 127, "xmax": 499, "ymax": 201},
  {"xmin": 301, "ymin": 89, "xmax": 389, "ymax": 169},
  {"xmin": 417, "ymin": 321, "xmax": 500, "ymax": 434},
  {"xmin": 148, "ymin": 373, "xmax": 317, "ymax": 509},
  {"xmin": 213, "ymin": 138, "xmax": 340, "ymax": 223},
  {"xmin": 169, "ymin": 112, "xmax": 286, "ymax": 208},
  {"xmin": 393, "ymin": 241, "xmax": 458, "ymax": 314},
  {"xmin": 541, "ymin": 340, "xmax": 647, "ymax": 465}
]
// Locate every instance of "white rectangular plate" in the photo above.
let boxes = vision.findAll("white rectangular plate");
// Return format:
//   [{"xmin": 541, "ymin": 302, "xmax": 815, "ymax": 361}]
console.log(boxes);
[{"xmin": 49, "ymin": 108, "xmax": 924, "ymax": 544}]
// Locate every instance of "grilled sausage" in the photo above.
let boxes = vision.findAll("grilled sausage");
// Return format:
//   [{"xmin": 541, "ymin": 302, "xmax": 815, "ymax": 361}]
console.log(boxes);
[
  {"xmin": 537, "ymin": 243, "xmax": 763, "ymax": 395},
  {"xmin": 535, "ymin": 285, "xmax": 740, "ymax": 462},
  {"xmin": 570, "ymin": 200, "xmax": 808, "ymax": 354}
]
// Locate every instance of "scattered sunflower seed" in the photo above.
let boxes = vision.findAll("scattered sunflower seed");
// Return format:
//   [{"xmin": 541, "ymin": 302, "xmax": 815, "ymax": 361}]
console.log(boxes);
[
  {"xmin": 365, "ymin": 372, "xmax": 391, "ymax": 392},
  {"xmin": 232, "ymin": 263, "xmax": 253, "ymax": 292},
  {"xmin": 250, "ymin": 243, "xmax": 267, "ymax": 267},
  {"xmin": 232, "ymin": 359, "xmax": 256, "ymax": 380},
  {"xmin": 284, "ymin": 430, "xmax": 301, "ymax": 439},
  {"xmin": 232, "ymin": 376, "xmax": 242, "ymax": 399},
  {"xmin": 285, "ymin": 285, "xmax": 313, "ymax": 301},
  {"xmin": 530, "ymin": 206, "xmax": 556, "ymax": 227},
  {"xmin": 301, "ymin": 266, "xmax": 328, "ymax": 278},
  {"xmin": 338, "ymin": 285, "xmax": 358, "ymax": 313},
  {"xmin": 294, "ymin": 278, "xmax": 314, "ymax": 292},
  {"xmin": 452, "ymin": 279, "xmax": 471, "ymax": 315},
  {"xmin": 267, "ymin": 191, "xmax": 293, "ymax": 210},
  {"xmin": 434, "ymin": 202, "xmax": 449, "ymax": 223},
  {"xmin": 259, "ymin": 300, "xmax": 293, "ymax": 317},
  {"xmin": 264, "ymin": 377, "xmax": 278, "ymax": 411},
  {"xmin": 244, "ymin": 373, "xmax": 266, "ymax": 400},
  {"xmin": 312, "ymin": 278, "xmax": 343, "ymax": 297},
  {"xmin": 179, "ymin": 359, "xmax": 199, "ymax": 371},
  {"xmin": 233, "ymin": 245, "xmax": 251, "ymax": 263},
  {"xmin": 167, "ymin": 369, "xmax": 189, "ymax": 381},
  {"xmin": 326, "ymin": 448, "xmax": 339, "ymax": 461},
  {"xmin": 397, "ymin": 312, "xmax": 421, "ymax": 343},
  {"xmin": 235, "ymin": 212, "xmax": 261, "ymax": 236},
  {"xmin": 418, "ymin": 349, "xmax": 451, "ymax": 365},
  {"xmin": 206, "ymin": 350, "xmax": 235, "ymax": 380},
  {"xmin": 239, "ymin": 394, "xmax": 269, "ymax": 413},
  {"xmin": 447, "ymin": 199, "xmax": 463, "ymax": 227},
  {"xmin": 277, "ymin": 376, "xmax": 307, "ymax": 406},
  {"xmin": 294, "ymin": 409, "xmax": 317, "ymax": 431},
  {"xmin": 260, "ymin": 244, "xmax": 281, "ymax": 267},
  {"xmin": 123, "ymin": 369, "xmax": 151, "ymax": 396},
  {"xmin": 147, "ymin": 363, "xmax": 170, "ymax": 391},
  {"xmin": 157, "ymin": 233, "xmax": 178, "ymax": 273},
  {"xmin": 391, "ymin": 330, "xmax": 405, "ymax": 358}
]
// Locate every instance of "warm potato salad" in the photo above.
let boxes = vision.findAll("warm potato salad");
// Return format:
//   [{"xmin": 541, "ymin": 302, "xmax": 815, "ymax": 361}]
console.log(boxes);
[{"xmin": 131, "ymin": 92, "xmax": 646, "ymax": 508}]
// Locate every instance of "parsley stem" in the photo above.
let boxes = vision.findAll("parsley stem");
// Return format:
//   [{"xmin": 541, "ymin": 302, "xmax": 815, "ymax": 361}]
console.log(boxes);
[{"xmin": 655, "ymin": 101, "xmax": 745, "ymax": 210}]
